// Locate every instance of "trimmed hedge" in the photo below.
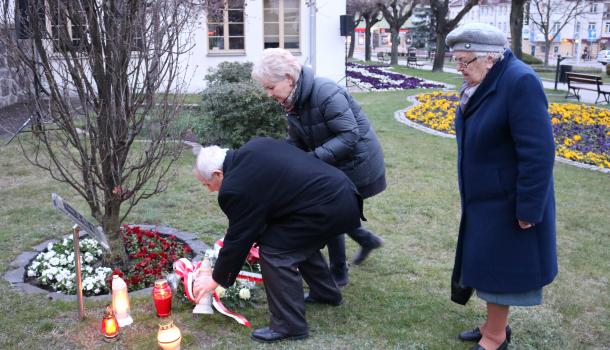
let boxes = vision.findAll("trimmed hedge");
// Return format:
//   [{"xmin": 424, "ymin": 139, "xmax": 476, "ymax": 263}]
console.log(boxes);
[
  {"xmin": 196, "ymin": 82, "xmax": 286, "ymax": 148},
  {"xmin": 520, "ymin": 53, "xmax": 543, "ymax": 65},
  {"xmin": 204, "ymin": 61, "xmax": 254, "ymax": 85},
  {"xmin": 194, "ymin": 61, "xmax": 287, "ymax": 148}
]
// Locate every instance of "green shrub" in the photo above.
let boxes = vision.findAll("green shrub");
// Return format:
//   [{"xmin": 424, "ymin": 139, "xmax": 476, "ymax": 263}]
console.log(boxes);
[
  {"xmin": 204, "ymin": 61, "xmax": 254, "ymax": 85},
  {"xmin": 196, "ymin": 81, "xmax": 286, "ymax": 148},
  {"xmin": 520, "ymin": 53, "xmax": 543, "ymax": 65}
]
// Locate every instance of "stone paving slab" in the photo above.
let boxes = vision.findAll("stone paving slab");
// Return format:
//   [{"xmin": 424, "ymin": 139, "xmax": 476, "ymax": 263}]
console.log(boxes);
[
  {"xmin": 10, "ymin": 251, "xmax": 38, "ymax": 268},
  {"xmin": 3, "ymin": 267, "xmax": 25, "ymax": 284}
]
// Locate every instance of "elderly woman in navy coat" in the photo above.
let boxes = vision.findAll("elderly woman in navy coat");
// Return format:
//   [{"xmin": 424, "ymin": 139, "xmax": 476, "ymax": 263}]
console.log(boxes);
[
  {"xmin": 251, "ymin": 48, "xmax": 386, "ymax": 288},
  {"xmin": 447, "ymin": 23, "xmax": 558, "ymax": 350}
]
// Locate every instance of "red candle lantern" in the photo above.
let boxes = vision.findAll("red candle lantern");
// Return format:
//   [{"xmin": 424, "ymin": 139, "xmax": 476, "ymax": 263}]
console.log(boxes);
[
  {"xmin": 101, "ymin": 305, "xmax": 119, "ymax": 342},
  {"xmin": 153, "ymin": 279, "xmax": 173, "ymax": 317}
]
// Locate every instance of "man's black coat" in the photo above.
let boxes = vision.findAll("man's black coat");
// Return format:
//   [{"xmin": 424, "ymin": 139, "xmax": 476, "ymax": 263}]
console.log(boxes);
[{"xmin": 212, "ymin": 138, "xmax": 363, "ymax": 287}]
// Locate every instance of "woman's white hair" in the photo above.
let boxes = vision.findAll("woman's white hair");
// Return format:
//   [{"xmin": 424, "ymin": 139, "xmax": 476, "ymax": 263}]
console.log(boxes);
[
  {"xmin": 473, "ymin": 50, "xmax": 504, "ymax": 63},
  {"xmin": 251, "ymin": 48, "xmax": 302, "ymax": 84},
  {"xmin": 195, "ymin": 145, "xmax": 228, "ymax": 180}
]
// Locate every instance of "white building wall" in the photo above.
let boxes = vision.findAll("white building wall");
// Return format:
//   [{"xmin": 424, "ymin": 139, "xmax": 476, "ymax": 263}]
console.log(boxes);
[
  {"xmin": 181, "ymin": 0, "xmax": 346, "ymax": 92},
  {"xmin": 312, "ymin": 0, "xmax": 347, "ymax": 82}
]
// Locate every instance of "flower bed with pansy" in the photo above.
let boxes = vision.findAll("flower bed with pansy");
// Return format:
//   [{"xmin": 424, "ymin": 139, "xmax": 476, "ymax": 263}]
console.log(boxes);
[
  {"xmin": 347, "ymin": 62, "xmax": 444, "ymax": 91},
  {"xmin": 116, "ymin": 225, "xmax": 194, "ymax": 291},
  {"xmin": 405, "ymin": 92, "xmax": 610, "ymax": 169},
  {"xmin": 25, "ymin": 225, "xmax": 194, "ymax": 296}
]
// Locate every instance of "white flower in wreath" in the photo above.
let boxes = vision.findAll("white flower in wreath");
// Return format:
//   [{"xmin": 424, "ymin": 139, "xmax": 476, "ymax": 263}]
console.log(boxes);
[
  {"xmin": 239, "ymin": 288, "xmax": 251, "ymax": 300},
  {"xmin": 215, "ymin": 286, "xmax": 226, "ymax": 298},
  {"xmin": 84, "ymin": 252, "xmax": 94, "ymax": 263}
]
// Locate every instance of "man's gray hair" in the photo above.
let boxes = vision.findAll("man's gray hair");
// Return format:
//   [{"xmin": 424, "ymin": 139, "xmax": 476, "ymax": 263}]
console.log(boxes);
[
  {"xmin": 252, "ymin": 48, "xmax": 302, "ymax": 84},
  {"xmin": 196, "ymin": 145, "xmax": 229, "ymax": 180}
]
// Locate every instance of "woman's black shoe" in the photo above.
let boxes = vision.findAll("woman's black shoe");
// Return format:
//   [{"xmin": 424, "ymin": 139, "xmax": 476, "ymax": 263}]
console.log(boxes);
[
  {"xmin": 459, "ymin": 325, "xmax": 511, "ymax": 343},
  {"xmin": 469, "ymin": 339, "xmax": 509, "ymax": 350}
]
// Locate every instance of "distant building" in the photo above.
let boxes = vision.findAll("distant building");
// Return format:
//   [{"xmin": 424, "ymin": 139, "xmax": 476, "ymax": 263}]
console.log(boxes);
[{"xmin": 449, "ymin": 0, "xmax": 610, "ymax": 61}]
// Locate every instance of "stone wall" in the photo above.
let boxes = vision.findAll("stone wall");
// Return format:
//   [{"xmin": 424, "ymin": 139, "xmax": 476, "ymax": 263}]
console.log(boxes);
[{"xmin": 0, "ymin": 29, "xmax": 31, "ymax": 108}]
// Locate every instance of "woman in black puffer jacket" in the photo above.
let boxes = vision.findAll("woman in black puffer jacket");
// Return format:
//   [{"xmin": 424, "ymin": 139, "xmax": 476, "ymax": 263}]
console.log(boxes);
[{"xmin": 252, "ymin": 48, "xmax": 386, "ymax": 288}]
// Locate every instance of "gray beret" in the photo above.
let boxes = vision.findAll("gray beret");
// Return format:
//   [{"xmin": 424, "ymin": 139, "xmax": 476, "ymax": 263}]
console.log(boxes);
[{"xmin": 446, "ymin": 22, "xmax": 507, "ymax": 52}]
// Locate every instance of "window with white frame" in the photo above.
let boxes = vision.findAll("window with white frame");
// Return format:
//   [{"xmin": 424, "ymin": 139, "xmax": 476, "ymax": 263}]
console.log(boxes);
[
  {"xmin": 605, "ymin": 22, "xmax": 610, "ymax": 33},
  {"xmin": 207, "ymin": 0, "xmax": 245, "ymax": 52},
  {"xmin": 49, "ymin": 0, "xmax": 89, "ymax": 52},
  {"xmin": 48, "ymin": 0, "xmax": 145, "ymax": 53},
  {"xmin": 263, "ymin": 0, "xmax": 300, "ymax": 49},
  {"xmin": 552, "ymin": 22, "xmax": 560, "ymax": 35},
  {"xmin": 589, "ymin": 22, "xmax": 597, "ymax": 34},
  {"xmin": 591, "ymin": 3, "xmax": 598, "ymax": 13}
]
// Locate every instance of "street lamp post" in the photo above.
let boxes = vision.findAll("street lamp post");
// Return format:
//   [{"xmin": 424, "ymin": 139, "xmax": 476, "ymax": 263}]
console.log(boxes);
[{"xmin": 554, "ymin": 54, "xmax": 567, "ymax": 90}]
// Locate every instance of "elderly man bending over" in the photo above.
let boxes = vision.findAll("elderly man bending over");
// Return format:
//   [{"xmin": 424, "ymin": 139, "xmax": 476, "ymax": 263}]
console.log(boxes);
[{"xmin": 192, "ymin": 137, "xmax": 363, "ymax": 343}]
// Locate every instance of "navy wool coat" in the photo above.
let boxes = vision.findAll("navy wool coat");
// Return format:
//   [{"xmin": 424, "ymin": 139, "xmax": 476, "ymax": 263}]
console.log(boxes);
[
  {"xmin": 286, "ymin": 66, "xmax": 386, "ymax": 198},
  {"xmin": 212, "ymin": 138, "xmax": 363, "ymax": 288},
  {"xmin": 453, "ymin": 49, "xmax": 558, "ymax": 294}
]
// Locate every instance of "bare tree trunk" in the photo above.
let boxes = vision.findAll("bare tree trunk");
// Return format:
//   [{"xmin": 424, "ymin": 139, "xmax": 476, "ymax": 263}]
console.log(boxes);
[
  {"xmin": 349, "ymin": 30, "xmax": 356, "ymax": 58},
  {"xmin": 432, "ymin": 32, "xmax": 447, "ymax": 71},
  {"xmin": 390, "ymin": 28, "xmax": 399, "ymax": 65},
  {"xmin": 510, "ymin": 0, "xmax": 526, "ymax": 59},
  {"xmin": 544, "ymin": 41, "xmax": 551, "ymax": 66},
  {"xmin": 102, "ymin": 200, "xmax": 127, "ymax": 265},
  {"xmin": 365, "ymin": 25, "xmax": 373, "ymax": 61}
]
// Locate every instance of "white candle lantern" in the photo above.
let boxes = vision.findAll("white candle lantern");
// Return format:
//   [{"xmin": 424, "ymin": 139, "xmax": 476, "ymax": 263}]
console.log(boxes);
[
  {"xmin": 111, "ymin": 275, "xmax": 133, "ymax": 327},
  {"xmin": 157, "ymin": 320, "xmax": 182, "ymax": 350}
]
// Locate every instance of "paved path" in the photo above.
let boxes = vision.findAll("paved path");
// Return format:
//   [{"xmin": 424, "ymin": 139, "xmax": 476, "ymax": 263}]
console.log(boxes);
[
  {"xmin": 417, "ymin": 63, "xmax": 604, "ymax": 105},
  {"xmin": 355, "ymin": 51, "xmax": 607, "ymax": 105}
]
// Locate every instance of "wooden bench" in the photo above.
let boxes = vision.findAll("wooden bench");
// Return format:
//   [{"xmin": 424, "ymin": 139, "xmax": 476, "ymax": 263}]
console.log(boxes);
[
  {"xmin": 566, "ymin": 72, "xmax": 610, "ymax": 103},
  {"xmin": 376, "ymin": 52, "xmax": 390, "ymax": 64}
]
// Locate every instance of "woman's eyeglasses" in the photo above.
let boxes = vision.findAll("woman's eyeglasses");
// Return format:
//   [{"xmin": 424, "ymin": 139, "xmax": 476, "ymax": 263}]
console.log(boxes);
[{"xmin": 456, "ymin": 56, "xmax": 479, "ymax": 69}]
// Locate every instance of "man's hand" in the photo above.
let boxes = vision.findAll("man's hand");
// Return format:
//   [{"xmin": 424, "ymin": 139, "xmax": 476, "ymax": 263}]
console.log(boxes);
[
  {"xmin": 518, "ymin": 219, "xmax": 534, "ymax": 229},
  {"xmin": 193, "ymin": 274, "xmax": 219, "ymax": 303}
]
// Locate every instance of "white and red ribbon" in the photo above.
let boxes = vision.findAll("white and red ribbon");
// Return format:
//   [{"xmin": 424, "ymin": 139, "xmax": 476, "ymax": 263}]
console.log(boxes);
[
  {"xmin": 173, "ymin": 257, "xmax": 257, "ymax": 327},
  {"xmin": 173, "ymin": 258, "xmax": 202, "ymax": 303},
  {"xmin": 212, "ymin": 291, "xmax": 251, "ymax": 327}
]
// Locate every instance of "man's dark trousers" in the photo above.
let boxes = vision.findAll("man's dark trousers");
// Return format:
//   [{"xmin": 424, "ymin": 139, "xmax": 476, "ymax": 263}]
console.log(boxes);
[{"xmin": 259, "ymin": 243, "xmax": 341, "ymax": 336}]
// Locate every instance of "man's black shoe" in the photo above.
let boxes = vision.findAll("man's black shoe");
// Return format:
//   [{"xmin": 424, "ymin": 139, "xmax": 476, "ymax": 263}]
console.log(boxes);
[
  {"xmin": 250, "ymin": 327, "xmax": 308, "ymax": 343},
  {"xmin": 459, "ymin": 325, "xmax": 512, "ymax": 343},
  {"xmin": 304, "ymin": 293, "xmax": 343, "ymax": 306},
  {"xmin": 352, "ymin": 235, "xmax": 384, "ymax": 265}
]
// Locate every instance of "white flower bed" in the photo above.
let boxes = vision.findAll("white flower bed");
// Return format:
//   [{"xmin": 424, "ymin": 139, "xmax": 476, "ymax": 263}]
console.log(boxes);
[
  {"xmin": 27, "ymin": 237, "xmax": 112, "ymax": 295},
  {"xmin": 346, "ymin": 62, "xmax": 444, "ymax": 91}
]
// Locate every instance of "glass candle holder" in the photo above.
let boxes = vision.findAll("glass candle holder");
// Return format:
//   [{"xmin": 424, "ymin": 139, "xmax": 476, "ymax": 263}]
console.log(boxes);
[
  {"xmin": 157, "ymin": 319, "xmax": 182, "ymax": 350},
  {"xmin": 101, "ymin": 305, "xmax": 119, "ymax": 342},
  {"xmin": 153, "ymin": 279, "xmax": 173, "ymax": 317}
]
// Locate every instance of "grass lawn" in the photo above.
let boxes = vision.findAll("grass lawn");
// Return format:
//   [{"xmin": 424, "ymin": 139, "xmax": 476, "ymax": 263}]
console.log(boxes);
[{"xmin": 1, "ymin": 89, "xmax": 609, "ymax": 349}]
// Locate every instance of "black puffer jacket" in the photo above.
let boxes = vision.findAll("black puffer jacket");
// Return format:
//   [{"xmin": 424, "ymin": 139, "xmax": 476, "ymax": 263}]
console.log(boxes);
[{"xmin": 286, "ymin": 66, "xmax": 386, "ymax": 198}]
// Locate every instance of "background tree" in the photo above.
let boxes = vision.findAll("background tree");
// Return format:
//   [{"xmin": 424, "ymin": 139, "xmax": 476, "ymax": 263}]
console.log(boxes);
[
  {"xmin": 429, "ymin": 0, "xmax": 479, "ymax": 72},
  {"xmin": 376, "ymin": 0, "xmax": 418, "ymax": 65},
  {"xmin": 0, "ymin": 0, "xmax": 220, "ymax": 262},
  {"xmin": 347, "ymin": 0, "xmax": 366, "ymax": 58},
  {"xmin": 528, "ymin": 0, "xmax": 586, "ymax": 66},
  {"xmin": 360, "ymin": 0, "xmax": 383, "ymax": 61},
  {"xmin": 510, "ymin": 0, "xmax": 528, "ymax": 59},
  {"xmin": 409, "ymin": 3, "xmax": 435, "ymax": 50}
]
